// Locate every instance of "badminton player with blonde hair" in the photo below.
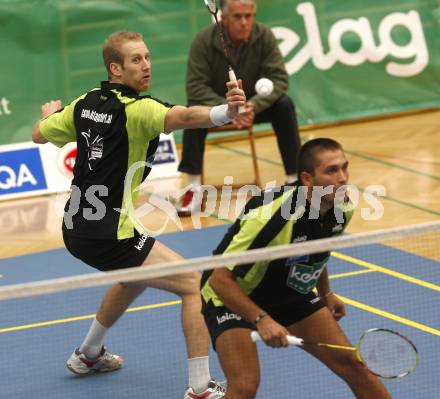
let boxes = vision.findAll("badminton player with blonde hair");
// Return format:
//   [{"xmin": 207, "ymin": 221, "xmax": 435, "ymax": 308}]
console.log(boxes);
[{"xmin": 32, "ymin": 30, "xmax": 245, "ymax": 399}]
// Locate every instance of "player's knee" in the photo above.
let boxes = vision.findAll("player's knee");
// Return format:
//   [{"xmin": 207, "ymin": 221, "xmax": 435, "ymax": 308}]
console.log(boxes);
[
  {"xmin": 273, "ymin": 94, "xmax": 295, "ymax": 112},
  {"xmin": 336, "ymin": 355, "xmax": 371, "ymax": 384},
  {"xmin": 185, "ymin": 271, "xmax": 201, "ymax": 288},
  {"xmin": 120, "ymin": 281, "xmax": 146, "ymax": 295},
  {"xmin": 227, "ymin": 379, "xmax": 259, "ymax": 399},
  {"xmin": 176, "ymin": 272, "xmax": 201, "ymax": 296}
]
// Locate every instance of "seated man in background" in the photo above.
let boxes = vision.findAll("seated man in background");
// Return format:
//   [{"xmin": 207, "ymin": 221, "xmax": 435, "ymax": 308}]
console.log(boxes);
[{"xmin": 177, "ymin": 0, "xmax": 301, "ymax": 216}]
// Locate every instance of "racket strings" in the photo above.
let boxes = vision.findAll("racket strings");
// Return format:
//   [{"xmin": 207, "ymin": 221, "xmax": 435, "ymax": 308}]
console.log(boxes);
[
  {"xmin": 204, "ymin": 0, "xmax": 234, "ymax": 67},
  {"xmin": 358, "ymin": 329, "xmax": 418, "ymax": 378},
  {"xmin": 204, "ymin": 0, "xmax": 218, "ymax": 14}
]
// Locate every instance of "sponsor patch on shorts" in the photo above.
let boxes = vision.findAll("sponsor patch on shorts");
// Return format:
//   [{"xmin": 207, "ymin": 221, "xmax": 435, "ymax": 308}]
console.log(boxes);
[{"xmin": 310, "ymin": 296, "xmax": 321, "ymax": 304}]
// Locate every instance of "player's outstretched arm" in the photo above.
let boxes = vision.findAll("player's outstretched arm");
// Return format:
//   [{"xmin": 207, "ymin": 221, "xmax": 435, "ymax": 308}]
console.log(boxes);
[{"xmin": 164, "ymin": 81, "xmax": 245, "ymax": 132}]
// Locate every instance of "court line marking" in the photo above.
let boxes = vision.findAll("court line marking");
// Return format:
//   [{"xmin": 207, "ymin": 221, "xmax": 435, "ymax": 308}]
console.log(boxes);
[
  {"xmin": 333, "ymin": 252, "xmax": 440, "ymax": 292},
  {"xmin": 213, "ymin": 143, "xmax": 440, "ymax": 216},
  {"xmin": 214, "ymin": 138, "xmax": 440, "ymax": 180},
  {"xmin": 0, "ymin": 300, "xmax": 181, "ymax": 334},
  {"xmin": 330, "ymin": 269, "xmax": 375, "ymax": 279},
  {"xmin": 2, "ymin": 292, "xmax": 439, "ymax": 337},
  {"xmin": 210, "ymin": 211, "xmax": 440, "ymax": 293},
  {"xmin": 345, "ymin": 150, "xmax": 440, "ymax": 181},
  {"xmin": 2, "ymin": 269, "xmax": 439, "ymax": 337},
  {"xmin": 338, "ymin": 294, "xmax": 440, "ymax": 337},
  {"xmin": 1, "ymin": 229, "xmax": 439, "ymax": 336},
  {"xmin": 0, "ymin": 270, "xmax": 372, "ymax": 333}
]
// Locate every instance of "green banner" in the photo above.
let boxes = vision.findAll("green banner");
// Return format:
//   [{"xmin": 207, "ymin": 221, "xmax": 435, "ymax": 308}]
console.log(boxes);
[
  {"xmin": 270, "ymin": 0, "xmax": 440, "ymax": 124},
  {"xmin": 0, "ymin": 0, "xmax": 439, "ymax": 145}
]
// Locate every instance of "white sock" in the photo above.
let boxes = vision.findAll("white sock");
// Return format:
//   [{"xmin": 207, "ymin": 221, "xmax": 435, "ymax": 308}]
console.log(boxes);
[
  {"xmin": 285, "ymin": 174, "xmax": 297, "ymax": 184},
  {"xmin": 188, "ymin": 356, "xmax": 211, "ymax": 393},
  {"xmin": 187, "ymin": 174, "xmax": 201, "ymax": 188},
  {"xmin": 79, "ymin": 318, "xmax": 108, "ymax": 359}
]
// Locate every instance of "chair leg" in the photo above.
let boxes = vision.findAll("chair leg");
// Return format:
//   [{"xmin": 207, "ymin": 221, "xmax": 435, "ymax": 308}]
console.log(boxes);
[
  {"xmin": 248, "ymin": 128, "xmax": 262, "ymax": 188},
  {"xmin": 201, "ymin": 126, "xmax": 261, "ymax": 188},
  {"xmin": 201, "ymin": 164, "xmax": 205, "ymax": 186}
]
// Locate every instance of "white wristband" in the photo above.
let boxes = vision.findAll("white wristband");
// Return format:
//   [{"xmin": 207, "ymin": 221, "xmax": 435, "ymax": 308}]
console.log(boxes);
[{"xmin": 209, "ymin": 104, "xmax": 232, "ymax": 126}]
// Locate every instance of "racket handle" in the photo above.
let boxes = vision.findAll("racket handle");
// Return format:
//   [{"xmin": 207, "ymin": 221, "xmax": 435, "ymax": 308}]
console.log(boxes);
[
  {"xmin": 250, "ymin": 331, "xmax": 304, "ymax": 346},
  {"xmin": 228, "ymin": 68, "xmax": 245, "ymax": 114}
]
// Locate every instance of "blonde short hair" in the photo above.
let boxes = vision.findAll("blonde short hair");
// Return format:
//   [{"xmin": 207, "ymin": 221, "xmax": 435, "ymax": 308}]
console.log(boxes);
[{"xmin": 102, "ymin": 31, "xmax": 144, "ymax": 75}]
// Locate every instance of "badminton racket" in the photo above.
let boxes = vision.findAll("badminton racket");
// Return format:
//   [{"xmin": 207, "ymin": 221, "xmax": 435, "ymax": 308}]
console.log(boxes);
[
  {"xmin": 203, "ymin": 0, "xmax": 245, "ymax": 114},
  {"xmin": 251, "ymin": 328, "xmax": 418, "ymax": 379}
]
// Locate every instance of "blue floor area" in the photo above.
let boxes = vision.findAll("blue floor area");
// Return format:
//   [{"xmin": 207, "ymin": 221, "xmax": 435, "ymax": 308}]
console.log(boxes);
[
  {"xmin": 0, "ymin": 225, "xmax": 439, "ymax": 398},
  {"xmin": 0, "ymin": 225, "xmax": 230, "ymax": 285}
]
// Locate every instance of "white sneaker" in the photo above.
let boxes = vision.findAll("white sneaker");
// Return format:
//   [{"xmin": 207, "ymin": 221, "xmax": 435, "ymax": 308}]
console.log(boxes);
[
  {"xmin": 184, "ymin": 379, "xmax": 226, "ymax": 399},
  {"xmin": 66, "ymin": 346, "xmax": 123, "ymax": 375},
  {"xmin": 177, "ymin": 187, "xmax": 203, "ymax": 216}
]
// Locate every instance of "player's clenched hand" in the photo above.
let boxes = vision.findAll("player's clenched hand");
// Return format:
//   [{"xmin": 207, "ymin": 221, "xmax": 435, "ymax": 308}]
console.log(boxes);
[
  {"xmin": 324, "ymin": 292, "xmax": 346, "ymax": 321},
  {"xmin": 226, "ymin": 80, "xmax": 246, "ymax": 119},
  {"xmin": 233, "ymin": 102, "xmax": 255, "ymax": 129},
  {"xmin": 41, "ymin": 100, "xmax": 63, "ymax": 119},
  {"xmin": 256, "ymin": 316, "xmax": 290, "ymax": 348}
]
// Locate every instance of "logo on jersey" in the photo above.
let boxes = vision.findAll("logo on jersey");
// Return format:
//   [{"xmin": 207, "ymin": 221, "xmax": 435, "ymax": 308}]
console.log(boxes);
[
  {"xmin": 293, "ymin": 235, "xmax": 308, "ymax": 243},
  {"xmin": 81, "ymin": 108, "xmax": 113, "ymax": 124},
  {"xmin": 81, "ymin": 129, "xmax": 103, "ymax": 170},
  {"xmin": 285, "ymin": 254, "xmax": 309, "ymax": 266},
  {"xmin": 286, "ymin": 261, "xmax": 326, "ymax": 294},
  {"xmin": 134, "ymin": 233, "xmax": 149, "ymax": 251},
  {"xmin": 310, "ymin": 296, "xmax": 321, "ymax": 304},
  {"xmin": 286, "ymin": 257, "xmax": 328, "ymax": 294},
  {"xmin": 216, "ymin": 312, "xmax": 242, "ymax": 325}
]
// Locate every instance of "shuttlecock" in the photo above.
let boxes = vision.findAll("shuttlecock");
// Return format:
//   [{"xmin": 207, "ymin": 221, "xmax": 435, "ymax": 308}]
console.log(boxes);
[{"xmin": 255, "ymin": 78, "xmax": 274, "ymax": 97}]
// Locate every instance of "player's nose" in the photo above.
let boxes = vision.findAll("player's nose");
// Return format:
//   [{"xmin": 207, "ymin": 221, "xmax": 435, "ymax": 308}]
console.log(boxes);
[
  {"xmin": 338, "ymin": 169, "xmax": 348, "ymax": 184},
  {"xmin": 141, "ymin": 59, "xmax": 150, "ymax": 70}
]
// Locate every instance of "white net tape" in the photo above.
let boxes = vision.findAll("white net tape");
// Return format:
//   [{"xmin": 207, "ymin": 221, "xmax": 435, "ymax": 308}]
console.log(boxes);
[{"xmin": 1, "ymin": 221, "xmax": 439, "ymax": 301}]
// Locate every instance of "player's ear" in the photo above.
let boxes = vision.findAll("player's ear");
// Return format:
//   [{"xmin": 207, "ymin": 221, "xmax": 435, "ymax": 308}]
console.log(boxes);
[
  {"xmin": 299, "ymin": 171, "xmax": 312, "ymax": 186},
  {"xmin": 109, "ymin": 62, "xmax": 123, "ymax": 78}
]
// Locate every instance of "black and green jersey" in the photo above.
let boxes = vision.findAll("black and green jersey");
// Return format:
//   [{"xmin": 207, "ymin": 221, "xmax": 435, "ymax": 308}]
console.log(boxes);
[
  {"xmin": 40, "ymin": 81, "xmax": 171, "ymax": 240},
  {"xmin": 201, "ymin": 183, "xmax": 353, "ymax": 311}
]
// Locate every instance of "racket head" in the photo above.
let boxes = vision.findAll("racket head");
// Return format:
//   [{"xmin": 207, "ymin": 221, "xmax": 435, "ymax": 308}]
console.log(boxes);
[
  {"xmin": 356, "ymin": 328, "xmax": 419, "ymax": 378},
  {"xmin": 204, "ymin": 0, "xmax": 219, "ymax": 15}
]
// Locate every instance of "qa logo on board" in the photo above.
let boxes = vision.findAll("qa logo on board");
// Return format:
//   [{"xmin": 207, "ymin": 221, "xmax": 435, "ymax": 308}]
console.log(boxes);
[{"xmin": 0, "ymin": 148, "xmax": 47, "ymax": 195}]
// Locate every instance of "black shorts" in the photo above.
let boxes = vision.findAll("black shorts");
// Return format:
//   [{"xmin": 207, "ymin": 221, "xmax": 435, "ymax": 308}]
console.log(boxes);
[
  {"xmin": 63, "ymin": 230, "xmax": 156, "ymax": 271},
  {"xmin": 203, "ymin": 291, "xmax": 325, "ymax": 350}
]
